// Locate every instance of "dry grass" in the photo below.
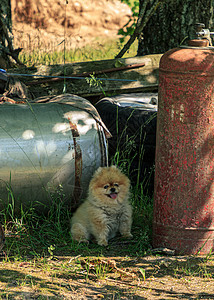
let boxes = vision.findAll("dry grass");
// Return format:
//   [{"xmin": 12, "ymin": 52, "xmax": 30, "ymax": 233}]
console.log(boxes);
[{"xmin": 13, "ymin": 26, "xmax": 138, "ymax": 66}]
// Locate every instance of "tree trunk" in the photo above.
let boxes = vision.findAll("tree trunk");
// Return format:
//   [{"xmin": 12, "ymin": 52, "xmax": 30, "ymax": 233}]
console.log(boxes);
[
  {"xmin": 138, "ymin": 0, "xmax": 214, "ymax": 55},
  {"xmin": 0, "ymin": 0, "xmax": 12, "ymax": 67},
  {"xmin": 0, "ymin": 0, "xmax": 23, "ymax": 67}
]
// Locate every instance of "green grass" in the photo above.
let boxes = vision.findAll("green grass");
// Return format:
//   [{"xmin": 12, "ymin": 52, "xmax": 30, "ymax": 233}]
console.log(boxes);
[
  {"xmin": 18, "ymin": 38, "xmax": 138, "ymax": 67},
  {"xmin": 1, "ymin": 179, "xmax": 152, "ymax": 261}
]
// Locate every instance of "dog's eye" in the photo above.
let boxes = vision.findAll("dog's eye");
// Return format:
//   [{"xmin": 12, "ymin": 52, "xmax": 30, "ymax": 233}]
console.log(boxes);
[
  {"xmin": 114, "ymin": 183, "xmax": 119, "ymax": 187},
  {"xmin": 104, "ymin": 185, "xmax": 109, "ymax": 189}
]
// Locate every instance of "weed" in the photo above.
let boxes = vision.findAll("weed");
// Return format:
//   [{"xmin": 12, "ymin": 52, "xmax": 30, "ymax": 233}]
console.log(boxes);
[
  {"xmin": 47, "ymin": 245, "xmax": 55, "ymax": 260},
  {"xmin": 139, "ymin": 267, "xmax": 146, "ymax": 281},
  {"xmin": 86, "ymin": 74, "xmax": 106, "ymax": 97},
  {"xmin": 94, "ymin": 258, "xmax": 113, "ymax": 280}
]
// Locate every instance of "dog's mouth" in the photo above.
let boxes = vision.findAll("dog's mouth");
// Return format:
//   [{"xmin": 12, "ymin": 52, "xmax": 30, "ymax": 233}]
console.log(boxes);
[{"xmin": 106, "ymin": 193, "xmax": 118, "ymax": 199}]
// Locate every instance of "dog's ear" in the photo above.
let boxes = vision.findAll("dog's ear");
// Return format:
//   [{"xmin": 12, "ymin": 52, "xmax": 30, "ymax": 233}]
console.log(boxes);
[
  {"xmin": 110, "ymin": 165, "xmax": 117, "ymax": 169},
  {"xmin": 95, "ymin": 167, "xmax": 103, "ymax": 174}
]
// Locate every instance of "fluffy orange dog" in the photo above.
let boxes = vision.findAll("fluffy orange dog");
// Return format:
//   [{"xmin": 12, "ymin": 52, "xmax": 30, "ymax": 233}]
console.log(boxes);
[{"xmin": 71, "ymin": 166, "xmax": 133, "ymax": 246}]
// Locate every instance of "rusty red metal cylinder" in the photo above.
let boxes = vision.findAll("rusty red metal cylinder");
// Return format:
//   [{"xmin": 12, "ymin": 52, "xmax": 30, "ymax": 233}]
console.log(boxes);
[{"xmin": 153, "ymin": 45, "xmax": 214, "ymax": 254}]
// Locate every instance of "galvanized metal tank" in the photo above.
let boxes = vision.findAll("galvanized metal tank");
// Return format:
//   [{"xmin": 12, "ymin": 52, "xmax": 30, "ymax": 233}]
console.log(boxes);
[
  {"xmin": 0, "ymin": 94, "xmax": 109, "ymax": 211},
  {"xmin": 153, "ymin": 41, "xmax": 214, "ymax": 254},
  {"xmin": 99, "ymin": 93, "xmax": 158, "ymax": 110}
]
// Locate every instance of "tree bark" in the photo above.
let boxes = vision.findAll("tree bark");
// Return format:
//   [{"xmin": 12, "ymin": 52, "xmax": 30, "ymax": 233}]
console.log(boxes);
[
  {"xmin": 137, "ymin": 0, "xmax": 214, "ymax": 55},
  {"xmin": 0, "ymin": 0, "xmax": 23, "ymax": 67},
  {"xmin": 115, "ymin": 0, "xmax": 162, "ymax": 58},
  {"xmin": 0, "ymin": 0, "xmax": 12, "ymax": 67}
]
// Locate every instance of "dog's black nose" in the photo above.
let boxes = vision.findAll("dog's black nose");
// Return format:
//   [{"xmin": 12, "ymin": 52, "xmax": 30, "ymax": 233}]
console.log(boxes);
[{"xmin": 110, "ymin": 187, "xmax": 116, "ymax": 193}]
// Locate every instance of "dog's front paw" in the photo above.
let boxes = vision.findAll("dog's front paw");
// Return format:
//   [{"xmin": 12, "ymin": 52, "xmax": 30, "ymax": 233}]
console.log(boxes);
[
  {"xmin": 122, "ymin": 232, "xmax": 133, "ymax": 239},
  {"xmin": 97, "ymin": 239, "xmax": 108, "ymax": 246},
  {"xmin": 78, "ymin": 238, "xmax": 90, "ymax": 244}
]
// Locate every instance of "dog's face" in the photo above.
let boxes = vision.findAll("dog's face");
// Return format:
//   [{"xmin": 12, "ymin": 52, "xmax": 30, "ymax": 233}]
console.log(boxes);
[
  {"xmin": 103, "ymin": 182, "xmax": 119, "ymax": 200},
  {"xmin": 88, "ymin": 166, "xmax": 130, "ymax": 206}
]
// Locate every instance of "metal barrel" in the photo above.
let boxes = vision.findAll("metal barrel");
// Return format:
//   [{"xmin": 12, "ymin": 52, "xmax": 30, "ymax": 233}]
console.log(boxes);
[
  {"xmin": 153, "ymin": 42, "xmax": 214, "ymax": 254},
  {"xmin": 0, "ymin": 94, "xmax": 109, "ymax": 212}
]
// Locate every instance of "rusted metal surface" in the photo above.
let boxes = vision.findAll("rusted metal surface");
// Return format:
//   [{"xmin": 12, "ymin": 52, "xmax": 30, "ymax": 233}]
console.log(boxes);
[
  {"xmin": 96, "ymin": 122, "xmax": 108, "ymax": 168},
  {"xmin": 0, "ymin": 94, "xmax": 108, "ymax": 211},
  {"xmin": 67, "ymin": 117, "xmax": 82, "ymax": 207},
  {"xmin": 153, "ymin": 46, "xmax": 214, "ymax": 254},
  {"xmin": 188, "ymin": 39, "xmax": 209, "ymax": 47}
]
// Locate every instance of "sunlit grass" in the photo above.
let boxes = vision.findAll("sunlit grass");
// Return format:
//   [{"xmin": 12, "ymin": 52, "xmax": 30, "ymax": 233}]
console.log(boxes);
[{"xmin": 18, "ymin": 37, "xmax": 138, "ymax": 67}]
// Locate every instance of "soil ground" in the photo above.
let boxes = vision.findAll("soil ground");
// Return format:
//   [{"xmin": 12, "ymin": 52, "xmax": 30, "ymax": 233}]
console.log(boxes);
[
  {"xmin": 11, "ymin": 0, "xmax": 132, "ymax": 52},
  {"xmin": 1, "ymin": 251, "xmax": 214, "ymax": 299}
]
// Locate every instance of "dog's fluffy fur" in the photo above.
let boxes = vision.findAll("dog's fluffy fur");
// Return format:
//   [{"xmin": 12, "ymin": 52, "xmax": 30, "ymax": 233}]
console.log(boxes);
[{"xmin": 71, "ymin": 166, "xmax": 132, "ymax": 246}]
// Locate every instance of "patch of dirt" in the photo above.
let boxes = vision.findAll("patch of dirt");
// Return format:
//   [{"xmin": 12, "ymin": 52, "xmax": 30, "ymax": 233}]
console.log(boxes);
[
  {"xmin": 11, "ymin": 0, "xmax": 132, "ymax": 51},
  {"xmin": 1, "ymin": 255, "xmax": 214, "ymax": 299}
]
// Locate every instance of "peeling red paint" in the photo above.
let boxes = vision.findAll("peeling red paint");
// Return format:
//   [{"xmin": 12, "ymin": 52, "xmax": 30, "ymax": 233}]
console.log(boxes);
[{"xmin": 153, "ymin": 46, "xmax": 214, "ymax": 254}]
